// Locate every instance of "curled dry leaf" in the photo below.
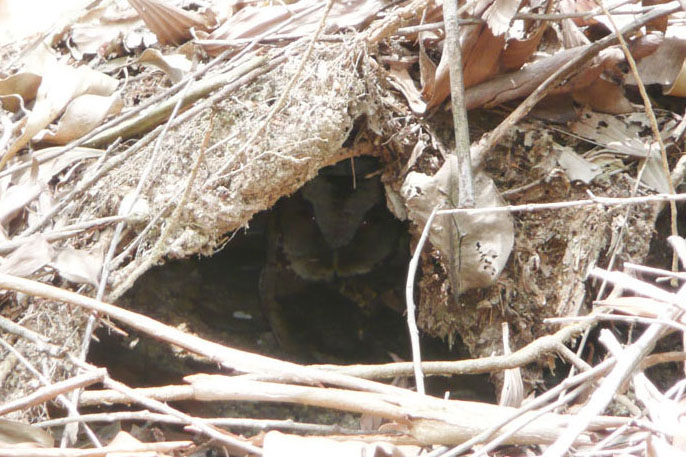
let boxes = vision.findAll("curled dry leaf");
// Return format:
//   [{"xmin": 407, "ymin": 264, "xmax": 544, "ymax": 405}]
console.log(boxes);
[
  {"xmin": 0, "ymin": 72, "xmax": 42, "ymax": 112},
  {"xmin": 36, "ymin": 92, "xmax": 123, "ymax": 145},
  {"xmin": 401, "ymin": 156, "xmax": 514, "ymax": 292},
  {"xmin": 128, "ymin": 0, "xmax": 214, "ymax": 46},
  {"xmin": 67, "ymin": 0, "xmax": 150, "ymax": 59},
  {"xmin": 137, "ymin": 49, "xmax": 192, "ymax": 84},
  {"xmin": 0, "ymin": 234, "xmax": 53, "ymax": 278},
  {"xmin": 387, "ymin": 64, "xmax": 427, "ymax": 114},
  {"xmin": 482, "ymin": 0, "xmax": 522, "ymax": 37},
  {"xmin": 568, "ymin": 109, "xmax": 676, "ymax": 158},
  {"xmin": 501, "ymin": 18, "xmax": 547, "ymax": 72},
  {"xmin": 626, "ymin": 32, "xmax": 686, "ymax": 95},
  {"xmin": 568, "ymin": 109, "xmax": 676, "ymax": 191},
  {"xmin": 2, "ymin": 48, "xmax": 118, "ymax": 169},
  {"xmin": 572, "ymin": 78, "xmax": 633, "ymax": 114}
]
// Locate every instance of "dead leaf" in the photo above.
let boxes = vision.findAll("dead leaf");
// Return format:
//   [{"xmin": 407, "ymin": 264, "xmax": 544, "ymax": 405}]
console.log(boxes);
[
  {"xmin": 37, "ymin": 92, "xmax": 123, "ymax": 145},
  {"xmin": 483, "ymin": 0, "xmax": 522, "ymax": 37},
  {"xmin": 404, "ymin": 137, "xmax": 426, "ymax": 172},
  {"xmin": 0, "ymin": 72, "xmax": 42, "ymax": 112},
  {"xmin": 0, "ymin": 234, "xmax": 53, "ymax": 277},
  {"xmin": 418, "ymin": 47, "xmax": 436, "ymax": 99},
  {"xmin": 0, "ymin": 182, "xmax": 44, "ymax": 228},
  {"xmin": 568, "ymin": 109, "xmax": 678, "ymax": 187},
  {"xmin": 202, "ymin": 0, "xmax": 386, "ymax": 55},
  {"xmin": 502, "ymin": 19, "xmax": 547, "ymax": 71},
  {"xmin": 428, "ymin": 24, "xmax": 505, "ymax": 110},
  {"xmin": 401, "ymin": 156, "xmax": 514, "ymax": 292},
  {"xmin": 0, "ymin": 419, "xmax": 53, "ymax": 448},
  {"xmin": 137, "ymin": 49, "xmax": 192, "ymax": 84},
  {"xmin": 641, "ymin": 156, "xmax": 671, "ymax": 193},
  {"xmin": 387, "ymin": 64, "xmax": 427, "ymax": 115},
  {"xmin": 67, "ymin": 1, "xmax": 149, "ymax": 59},
  {"xmin": 572, "ymin": 78, "xmax": 633, "ymax": 114},
  {"xmin": 50, "ymin": 246, "xmax": 103, "ymax": 287},
  {"xmin": 555, "ymin": 146, "xmax": 602, "ymax": 184},
  {"xmin": 1, "ymin": 47, "xmax": 118, "ymax": 169},
  {"xmin": 33, "ymin": 146, "xmax": 104, "ymax": 184},
  {"xmin": 128, "ymin": 0, "xmax": 214, "ymax": 46}
]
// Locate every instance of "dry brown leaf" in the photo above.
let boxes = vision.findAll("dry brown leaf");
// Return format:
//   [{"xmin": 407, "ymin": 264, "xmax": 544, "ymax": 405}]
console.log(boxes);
[
  {"xmin": 0, "ymin": 419, "xmax": 53, "ymax": 448},
  {"xmin": 2, "ymin": 48, "xmax": 118, "ymax": 169},
  {"xmin": 568, "ymin": 109, "xmax": 677, "ymax": 159},
  {"xmin": 50, "ymin": 246, "xmax": 103, "ymax": 287},
  {"xmin": 127, "ymin": 0, "xmax": 213, "ymax": 46},
  {"xmin": 203, "ymin": 0, "xmax": 385, "ymax": 54},
  {"xmin": 387, "ymin": 65, "xmax": 427, "ymax": 115},
  {"xmin": 401, "ymin": 156, "xmax": 514, "ymax": 292},
  {"xmin": 0, "ymin": 72, "xmax": 42, "ymax": 112},
  {"xmin": 427, "ymin": 25, "xmax": 505, "ymax": 110},
  {"xmin": 465, "ymin": 46, "xmax": 586, "ymax": 109},
  {"xmin": 0, "ymin": 234, "xmax": 53, "ymax": 277},
  {"xmin": 137, "ymin": 49, "xmax": 192, "ymax": 84},
  {"xmin": 502, "ymin": 19, "xmax": 547, "ymax": 71},
  {"xmin": 572, "ymin": 78, "xmax": 633, "ymax": 114},
  {"xmin": 0, "ymin": 182, "xmax": 44, "ymax": 228},
  {"xmin": 628, "ymin": 33, "xmax": 686, "ymax": 95},
  {"xmin": 66, "ymin": 1, "xmax": 147, "ymax": 59},
  {"xmin": 404, "ymin": 137, "xmax": 426, "ymax": 172},
  {"xmin": 37, "ymin": 92, "xmax": 123, "ymax": 145},
  {"xmin": 418, "ymin": 46, "xmax": 436, "ymax": 100},
  {"xmin": 555, "ymin": 145, "xmax": 602, "ymax": 184},
  {"xmin": 483, "ymin": 0, "xmax": 522, "ymax": 37},
  {"xmin": 643, "ymin": 0, "xmax": 671, "ymax": 33}
]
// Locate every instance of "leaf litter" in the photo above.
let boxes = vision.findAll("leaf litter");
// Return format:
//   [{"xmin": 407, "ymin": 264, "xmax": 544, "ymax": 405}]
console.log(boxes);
[{"xmin": 0, "ymin": 0, "xmax": 686, "ymax": 455}]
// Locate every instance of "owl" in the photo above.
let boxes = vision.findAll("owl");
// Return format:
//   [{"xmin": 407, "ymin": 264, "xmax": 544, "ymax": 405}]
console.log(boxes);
[{"xmin": 260, "ymin": 157, "xmax": 406, "ymax": 361}]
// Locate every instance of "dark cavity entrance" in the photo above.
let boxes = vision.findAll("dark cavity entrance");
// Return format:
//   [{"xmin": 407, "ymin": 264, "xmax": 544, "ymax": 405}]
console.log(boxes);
[{"xmin": 91, "ymin": 157, "xmax": 494, "ymax": 401}]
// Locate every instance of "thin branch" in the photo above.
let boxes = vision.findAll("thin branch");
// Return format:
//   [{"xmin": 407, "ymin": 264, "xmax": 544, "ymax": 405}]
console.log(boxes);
[
  {"xmin": 543, "ymin": 267, "xmax": 686, "ymax": 457},
  {"xmin": 313, "ymin": 320, "xmax": 591, "ymax": 378},
  {"xmin": 405, "ymin": 205, "xmax": 441, "ymax": 394},
  {"xmin": 438, "ymin": 191, "xmax": 686, "ymax": 216}
]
